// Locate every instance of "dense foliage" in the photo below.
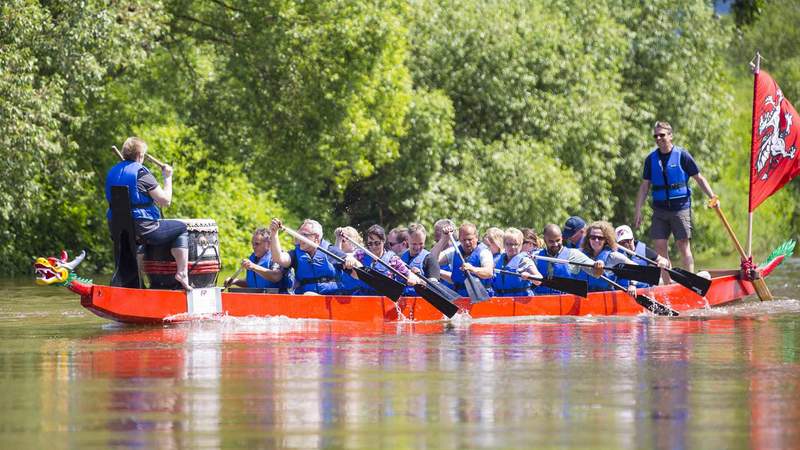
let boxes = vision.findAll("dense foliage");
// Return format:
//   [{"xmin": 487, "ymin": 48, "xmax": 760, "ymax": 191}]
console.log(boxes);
[{"xmin": 1, "ymin": 0, "xmax": 797, "ymax": 275}]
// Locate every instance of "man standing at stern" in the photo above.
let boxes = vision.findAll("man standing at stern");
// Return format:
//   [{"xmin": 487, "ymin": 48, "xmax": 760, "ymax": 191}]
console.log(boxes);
[{"xmin": 634, "ymin": 121, "xmax": 716, "ymax": 273}]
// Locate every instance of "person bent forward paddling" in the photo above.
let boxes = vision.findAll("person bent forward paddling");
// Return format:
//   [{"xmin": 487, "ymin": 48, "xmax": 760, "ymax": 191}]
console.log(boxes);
[{"xmin": 430, "ymin": 222, "xmax": 494, "ymax": 297}]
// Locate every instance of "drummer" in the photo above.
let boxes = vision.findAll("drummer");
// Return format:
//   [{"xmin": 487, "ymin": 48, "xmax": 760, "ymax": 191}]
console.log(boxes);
[{"xmin": 105, "ymin": 137, "xmax": 191, "ymax": 290}]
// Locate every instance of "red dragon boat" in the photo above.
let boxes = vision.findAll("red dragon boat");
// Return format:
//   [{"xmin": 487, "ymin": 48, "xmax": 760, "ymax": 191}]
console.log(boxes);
[{"xmin": 34, "ymin": 241, "xmax": 794, "ymax": 325}]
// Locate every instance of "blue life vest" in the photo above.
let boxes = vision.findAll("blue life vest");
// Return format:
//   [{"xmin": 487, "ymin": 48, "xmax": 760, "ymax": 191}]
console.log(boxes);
[
  {"xmin": 337, "ymin": 262, "xmax": 366, "ymax": 295},
  {"xmin": 401, "ymin": 249, "xmax": 429, "ymax": 296},
  {"xmin": 492, "ymin": 253, "xmax": 534, "ymax": 297},
  {"xmin": 293, "ymin": 241, "xmax": 340, "ymax": 294},
  {"xmin": 451, "ymin": 245, "xmax": 493, "ymax": 297},
  {"xmin": 534, "ymin": 247, "xmax": 574, "ymax": 295},
  {"xmin": 105, "ymin": 160, "xmax": 160, "ymax": 221},
  {"xmin": 246, "ymin": 251, "xmax": 294, "ymax": 293},
  {"xmin": 358, "ymin": 250, "xmax": 398, "ymax": 295},
  {"xmin": 650, "ymin": 147, "xmax": 690, "ymax": 203},
  {"xmin": 579, "ymin": 247, "xmax": 616, "ymax": 292}
]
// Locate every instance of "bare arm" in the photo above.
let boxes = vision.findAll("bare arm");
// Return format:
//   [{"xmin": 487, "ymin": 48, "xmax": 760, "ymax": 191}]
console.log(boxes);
[
  {"xmin": 692, "ymin": 173, "xmax": 716, "ymax": 199},
  {"xmin": 269, "ymin": 219, "xmax": 292, "ymax": 268},
  {"xmin": 148, "ymin": 165, "xmax": 174, "ymax": 207}
]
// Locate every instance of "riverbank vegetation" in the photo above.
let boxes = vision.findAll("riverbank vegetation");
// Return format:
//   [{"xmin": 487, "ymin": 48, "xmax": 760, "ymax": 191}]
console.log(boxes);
[{"xmin": 1, "ymin": 0, "xmax": 797, "ymax": 275}]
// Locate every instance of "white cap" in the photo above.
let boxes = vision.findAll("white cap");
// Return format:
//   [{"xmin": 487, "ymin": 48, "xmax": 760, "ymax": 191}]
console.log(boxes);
[{"xmin": 615, "ymin": 225, "xmax": 634, "ymax": 242}]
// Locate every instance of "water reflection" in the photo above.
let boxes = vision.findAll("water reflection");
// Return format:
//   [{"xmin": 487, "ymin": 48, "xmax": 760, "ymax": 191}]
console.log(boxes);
[{"xmin": 29, "ymin": 314, "xmax": 790, "ymax": 449}]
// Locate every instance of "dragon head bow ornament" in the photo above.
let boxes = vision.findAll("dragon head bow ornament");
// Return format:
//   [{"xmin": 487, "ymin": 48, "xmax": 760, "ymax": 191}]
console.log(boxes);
[{"xmin": 34, "ymin": 250, "xmax": 93, "ymax": 296}]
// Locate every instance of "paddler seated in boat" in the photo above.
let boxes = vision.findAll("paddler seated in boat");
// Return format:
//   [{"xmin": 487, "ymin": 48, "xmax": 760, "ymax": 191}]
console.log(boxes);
[
  {"xmin": 615, "ymin": 224, "xmax": 669, "ymax": 287},
  {"xmin": 482, "ymin": 227, "xmax": 505, "ymax": 264},
  {"xmin": 334, "ymin": 226, "xmax": 368, "ymax": 295},
  {"xmin": 387, "ymin": 226, "xmax": 409, "ymax": 255},
  {"xmin": 350, "ymin": 224, "xmax": 422, "ymax": 294},
  {"xmin": 492, "ymin": 227, "xmax": 543, "ymax": 297},
  {"xmin": 399, "ymin": 223, "xmax": 441, "ymax": 296},
  {"xmin": 432, "ymin": 218, "xmax": 457, "ymax": 289},
  {"xmin": 615, "ymin": 224, "xmax": 670, "ymax": 269},
  {"xmin": 533, "ymin": 223, "xmax": 603, "ymax": 295},
  {"xmin": 521, "ymin": 228, "xmax": 543, "ymax": 254},
  {"xmin": 562, "ymin": 216, "xmax": 586, "ymax": 249},
  {"xmin": 580, "ymin": 221, "xmax": 639, "ymax": 293},
  {"xmin": 224, "ymin": 227, "xmax": 294, "ymax": 293},
  {"xmin": 105, "ymin": 137, "xmax": 192, "ymax": 290},
  {"xmin": 269, "ymin": 218, "xmax": 358, "ymax": 295},
  {"xmin": 430, "ymin": 222, "xmax": 495, "ymax": 297}
]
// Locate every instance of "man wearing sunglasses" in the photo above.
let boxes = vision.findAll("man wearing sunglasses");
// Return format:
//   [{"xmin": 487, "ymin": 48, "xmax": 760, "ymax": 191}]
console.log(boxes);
[{"xmin": 633, "ymin": 121, "xmax": 716, "ymax": 273}]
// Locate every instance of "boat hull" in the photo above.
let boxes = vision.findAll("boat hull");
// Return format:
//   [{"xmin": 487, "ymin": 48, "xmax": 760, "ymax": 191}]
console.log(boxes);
[{"xmin": 79, "ymin": 271, "xmax": 757, "ymax": 324}]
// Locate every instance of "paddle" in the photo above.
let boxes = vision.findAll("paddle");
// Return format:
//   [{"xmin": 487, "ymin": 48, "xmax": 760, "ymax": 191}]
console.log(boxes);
[
  {"xmin": 617, "ymin": 245, "xmax": 711, "ymax": 296},
  {"xmin": 447, "ymin": 233, "xmax": 491, "ymax": 303},
  {"xmin": 223, "ymin": 259, "xmax": 247, "ymax": 291},
  {"xmin": 281, "ymin": 225, "xmax": 405, "ymax": 302},
  {"xmin": 534, "ymin": 254, "xmax": 661, "ymax": 286},
  {"xmin": 601, "ymin": 275, "xmax": 679, "ymax": 316},
  {"xmin": 493, "ymin": 269, "xmax": 588, "ymax": 298},
  {"xmin": 341, "ymin": 235, "xmax": 460, "ymax": 318}
]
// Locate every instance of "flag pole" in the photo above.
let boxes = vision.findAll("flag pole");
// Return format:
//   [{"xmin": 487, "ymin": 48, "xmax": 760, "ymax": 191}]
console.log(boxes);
[
  {"xmin": 736, "ymin": 52, "xmax": 773, "ymax": 301},
  {"xmin": 747, "ymin": 52, "xmax": 761, "ymax": 259}
]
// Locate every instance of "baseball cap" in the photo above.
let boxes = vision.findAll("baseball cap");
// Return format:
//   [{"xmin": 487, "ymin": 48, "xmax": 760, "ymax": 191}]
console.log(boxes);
[
  {"xmin": 562, "ymin": 216, "xmax": 586, "ymax": 240},
  {"xmin": 615, "ymin": 225, "xmax": 634, "ymax": 242}
]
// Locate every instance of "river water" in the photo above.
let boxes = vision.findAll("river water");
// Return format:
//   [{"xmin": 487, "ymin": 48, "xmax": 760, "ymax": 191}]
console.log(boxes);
[{"xmin": 2, "ymin": 260, "xmax": 800, "ymax": 449}]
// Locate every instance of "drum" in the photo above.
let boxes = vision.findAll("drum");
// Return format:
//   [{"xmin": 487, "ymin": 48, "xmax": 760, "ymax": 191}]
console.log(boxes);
[{"xmin": 142, "ymin": 218, "xmax": 221, "ymax": 289}]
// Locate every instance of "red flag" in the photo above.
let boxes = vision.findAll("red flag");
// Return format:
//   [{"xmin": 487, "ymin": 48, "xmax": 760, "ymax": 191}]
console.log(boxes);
[{"xmin": 749, "ymin": 70, "xmax": 800, "ymax": 211}]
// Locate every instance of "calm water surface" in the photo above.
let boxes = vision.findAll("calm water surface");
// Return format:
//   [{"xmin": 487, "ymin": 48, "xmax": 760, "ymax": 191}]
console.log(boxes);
[{"xmin": 2, "ymin": 260, "xmax": 800, "ymax": 449}]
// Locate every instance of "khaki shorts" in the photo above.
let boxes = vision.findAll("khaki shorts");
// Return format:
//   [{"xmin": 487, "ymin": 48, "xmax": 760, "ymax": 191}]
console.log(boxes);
[{"xmin": 649, "ymin": 207, "xmax": 692, "ymax": 240}]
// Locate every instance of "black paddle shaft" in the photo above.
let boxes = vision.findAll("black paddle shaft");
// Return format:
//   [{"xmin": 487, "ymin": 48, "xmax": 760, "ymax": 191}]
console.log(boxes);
[
  {"xmin": 493, "ymin": 269, "xmax": 588, "ymax": 298},
  {"xmin": 617, "ymin": 245, "xmax": 711, "ymax": 296},
  {"xmin": 601, "ymin": 275, "xmax": 679, "ymax": 317}
]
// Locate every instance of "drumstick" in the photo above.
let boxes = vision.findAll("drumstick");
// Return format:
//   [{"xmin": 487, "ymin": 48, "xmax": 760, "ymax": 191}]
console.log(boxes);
[{"xmin": 112, "ymin": 145, "xmax": 166, "ymax": 170}]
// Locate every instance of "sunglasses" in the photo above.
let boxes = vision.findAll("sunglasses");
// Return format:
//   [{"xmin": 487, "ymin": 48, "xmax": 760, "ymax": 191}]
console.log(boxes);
[
  {"xmin": 653, "ymin": 133, "xmax": 668, "ymax": 139},
  {"xmin": 588, "ymin": 235, "xmax": 605, "ymax": 241}
]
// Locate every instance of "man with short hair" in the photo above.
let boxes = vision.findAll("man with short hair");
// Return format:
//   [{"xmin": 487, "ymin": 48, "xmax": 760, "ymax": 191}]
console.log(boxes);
[
  {"xmin": 387, "ymin": 226, "xmax": 409, "ymax": 255},
  {"xmin": 430, "ymin": 222, "xmax": 494, "ymax": 297},
  {"xmin": 225, "ymin": 228, "xmax": 294, "ymax": 293},
  {"xmin": 533, "ymin": 224, "xmax": 603, "ymax": 295},
  {"xmin": 633, "ymin": 121, "xmax": 716, "ymax": 272},
  {"xmin": 562, "ymin": 216, "xmax": 586, "ymax": 249}
]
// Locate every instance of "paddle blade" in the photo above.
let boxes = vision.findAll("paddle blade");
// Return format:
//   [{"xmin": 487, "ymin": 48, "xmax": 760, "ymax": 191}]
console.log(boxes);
[
  {"xmin": 611, "ymin": 264, "xmax": 662, "ymax": 286},
  {"xmin": 414, "ymin": 283, "xmax": 460, "ymax": 318},
  {"xmin": 464, "ymin": 273, "xmax": 490, "ymax": 303},
  {"xmin": 424, "ymin": 279, "xmax": 461, "ymax": 303},
  {"xmin": 354, "ymin": 267, "xmax": 405, "ymax": 302},
  {"xmin": 634, "ymin": 294, "xmax": 679, "ymax": 316},
  {"xmin": 670, "ymin": 268, "xmax": 712, "ymax": 297},
  {"xmin": 540, "ymin": 276, "xmax": 588, "ymax": 298}
]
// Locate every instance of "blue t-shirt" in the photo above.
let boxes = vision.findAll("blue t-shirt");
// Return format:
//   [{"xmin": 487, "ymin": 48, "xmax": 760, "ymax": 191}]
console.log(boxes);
[{"xmin": 643, "ymin": 147, "xmax": 700, "ymax": 211}]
